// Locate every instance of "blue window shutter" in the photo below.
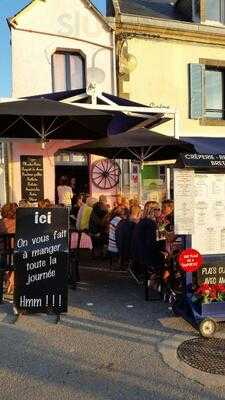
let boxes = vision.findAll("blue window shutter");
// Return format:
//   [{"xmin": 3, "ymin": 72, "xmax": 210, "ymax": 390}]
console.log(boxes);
[{"xmin": 189, "ymin": 63, "xmax": 204, "ymax": 118}]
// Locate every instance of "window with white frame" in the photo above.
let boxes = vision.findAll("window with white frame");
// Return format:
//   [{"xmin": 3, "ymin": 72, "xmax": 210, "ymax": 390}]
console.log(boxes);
[
  {"xmin": 52, "ymin": 51, "xmax": 85, "ymax": 92},
  {"xmin": 189, "ymin": 62, "xmax": 225, "ymax": 120}
]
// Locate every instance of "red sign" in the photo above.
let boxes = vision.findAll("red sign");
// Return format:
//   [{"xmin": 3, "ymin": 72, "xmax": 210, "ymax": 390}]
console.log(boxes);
[{"xmin": 178, "ymin": 249, "xmax": 203, "ymax": 272}]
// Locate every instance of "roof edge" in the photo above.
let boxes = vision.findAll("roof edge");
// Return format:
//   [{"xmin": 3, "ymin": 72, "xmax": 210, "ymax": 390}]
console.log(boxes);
[
  {"xmin": 118, "ymin": 13, "xmax": 225, "ymax": 37},
  {"xmin": 8, "ymin": 0, "xmax": 113, "ymax": 31},
  {"xmin": 9, "ymin": 0, "xmax": 41, "ymax": 28}
]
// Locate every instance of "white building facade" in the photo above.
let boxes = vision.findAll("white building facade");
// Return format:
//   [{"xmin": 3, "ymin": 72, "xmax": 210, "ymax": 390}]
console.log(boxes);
[{"xmin": 7, "ymin": 0, "xmax": 116, "ymax": 203}]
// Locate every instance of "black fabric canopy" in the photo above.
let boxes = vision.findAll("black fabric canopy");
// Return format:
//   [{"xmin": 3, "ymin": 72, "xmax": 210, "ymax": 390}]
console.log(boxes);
[
  {"xmin": 0, "ymin": 98, "xmax": 112, "ymax": 141},
  {"xmin": 183, "ymin": 137, "xmax": 225, "ymax": 155},
  {"xmin": 66, "ymin": 128, "xmax": 195, "ymax": 162}
]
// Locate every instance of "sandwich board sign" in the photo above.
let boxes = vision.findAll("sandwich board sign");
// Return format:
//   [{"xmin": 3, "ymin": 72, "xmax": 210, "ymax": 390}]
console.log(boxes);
[{"xmin": 14, "ymin": 208, "xmax": 69, "ymax": 313}]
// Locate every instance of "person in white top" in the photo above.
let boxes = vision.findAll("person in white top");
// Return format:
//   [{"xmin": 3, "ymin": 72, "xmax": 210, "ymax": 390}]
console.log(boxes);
[{"xmin": 57, "ymin": 176, "xmax": 73, "ymax": 207}]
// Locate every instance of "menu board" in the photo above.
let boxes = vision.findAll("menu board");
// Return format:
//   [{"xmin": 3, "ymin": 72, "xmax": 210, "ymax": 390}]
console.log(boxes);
[
  {"xmin": 14, "ymin": 207, "xmax": 68, "ymax": 313},
  {"xmin": 192, "ymin": 173, "xmax": 225, "ymax": 255},
  {"xmin": 197, "ymin": 263, "xmax": 225, "ymax": 285},
  {"xmin": 21, "ymin": 156, "xmax": 44, "ymax": 203},
  {"xmin": 174, "ymin": 169, "xmax": 195, "ymax": 234}
]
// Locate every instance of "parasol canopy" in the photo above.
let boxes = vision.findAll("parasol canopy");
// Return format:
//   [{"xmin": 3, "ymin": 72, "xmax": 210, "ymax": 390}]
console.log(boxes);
[
  {"xmin": 66, "ymin": 127, "xmax": 196, "ymax": 162},
  {"xmin": 0, "ymin": 98, "xmax": 112, "ymax": 143}
]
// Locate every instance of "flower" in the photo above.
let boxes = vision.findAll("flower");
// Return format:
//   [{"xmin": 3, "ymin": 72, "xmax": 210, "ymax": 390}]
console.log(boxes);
[{"xmin": 195, "ymin": 283, "xmax": 225, "ymax": 303}]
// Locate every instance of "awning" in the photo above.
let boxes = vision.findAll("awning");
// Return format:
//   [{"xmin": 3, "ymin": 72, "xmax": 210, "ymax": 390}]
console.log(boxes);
[
  {"xmin": 183, "ymin": 137, "xmax": 225, "ymax": 155},
  {"xmin": 27, "ymin": 89, "xmax": 174, "ymax": 134}
]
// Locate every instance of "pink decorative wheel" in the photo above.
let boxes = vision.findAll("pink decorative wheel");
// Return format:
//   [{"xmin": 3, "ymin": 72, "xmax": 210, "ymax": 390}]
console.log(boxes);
[{"xmin": 91, "ymin": 159, "xmax": 121, "ymax": 190}]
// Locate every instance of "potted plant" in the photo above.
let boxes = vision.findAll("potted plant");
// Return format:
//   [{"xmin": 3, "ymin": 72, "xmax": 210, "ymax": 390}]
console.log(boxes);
[{"xmin": 194, "ymin": 284, "xmax": 225, "ymax": 316}]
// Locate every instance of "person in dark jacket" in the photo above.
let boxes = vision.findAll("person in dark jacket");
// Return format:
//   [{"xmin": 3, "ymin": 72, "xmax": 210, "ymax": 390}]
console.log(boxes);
[
  {"xmin": 115, "ymin": 206, "xmax": 141, "ymax": 267},
  {"xmin": 130, "ymin": 202, "xmax": 164, "ymax": 283},
  {"xmin": 89, "ymin": 195, "xmax": 109, "ymax": 257},
  {"xmin": 161, "ymin": 200, "xmax": 174, "ymax": 233}
]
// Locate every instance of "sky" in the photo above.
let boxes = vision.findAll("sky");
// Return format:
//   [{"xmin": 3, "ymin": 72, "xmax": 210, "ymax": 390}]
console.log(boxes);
[{"xmin": 0, "ymin": 0, "xmax": 106, "ymax": 97}]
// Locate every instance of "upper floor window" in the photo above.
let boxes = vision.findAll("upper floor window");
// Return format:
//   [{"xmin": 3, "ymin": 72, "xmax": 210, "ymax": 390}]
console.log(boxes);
[
  {"xmin": 189, "ymin": 61, "xmax": 225, "ymax": 120},
  {"xmin": 192, "ymin": 0, "xmax": 225, "ymax": 24},
  {"xmin": 205, "ymin": 0, "xmax": 225, "ymax": 23},
  {"xmin": 205, "ymin": 68, "xmax": 224, "ymax": 119},
  {"xmin": 52, "ymin": 51, "xmax": 85, "ymax": 92}
]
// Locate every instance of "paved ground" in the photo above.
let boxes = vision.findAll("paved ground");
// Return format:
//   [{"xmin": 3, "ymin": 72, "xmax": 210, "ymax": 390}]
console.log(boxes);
[{"xmin": 0, "ymin": 267, "xmax": 225, "ymax": 400}]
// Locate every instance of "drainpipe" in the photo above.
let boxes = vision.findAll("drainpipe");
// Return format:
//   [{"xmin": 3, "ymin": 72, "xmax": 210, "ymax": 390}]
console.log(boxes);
[
  {"xmin": 6, "ymin": 142, "xmax": 13, "ymax": 202},
  {"xmin": 166, "ymin": 110, "xmax": 179, "ymax": 199},
  {"xmin": 112, "ymin": 30, "xmax": 117, "ymax": 95}
]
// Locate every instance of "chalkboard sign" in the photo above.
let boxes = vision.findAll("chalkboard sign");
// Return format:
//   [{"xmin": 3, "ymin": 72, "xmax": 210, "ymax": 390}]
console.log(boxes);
[
  {"xmin": 197, "ymin": 263, "xmax": 225, "ymax": 285},
  {"xmin": 21, "ymin": 156, "xmax": 44, "ymax": 203},
  {"xmin": 14, "ymin": 208, "xmax": 69, "ymax": 313}
]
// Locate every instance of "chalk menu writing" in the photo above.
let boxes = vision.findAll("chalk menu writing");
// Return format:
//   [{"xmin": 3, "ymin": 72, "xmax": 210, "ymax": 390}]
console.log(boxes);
[
  {"xmin": 14, "ymin": 208, "xmax": 69, "ymax": 313},
  {"xmin": 197, "ymin": 264, "xmax": 225, "ymax": 285},
  {"xmin": 21, "ymin": 156, "xmax": 44, "ymax": 203}
]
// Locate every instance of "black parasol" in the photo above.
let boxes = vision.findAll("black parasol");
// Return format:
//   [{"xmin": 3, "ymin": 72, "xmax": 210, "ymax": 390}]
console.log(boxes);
[
  {"xmin": 0, "ymin": 98, "xmax": 112, "ymax": 143},
  {"xmin": 66, "ymin": 128, "xmax": 196, "ymax": 162}
]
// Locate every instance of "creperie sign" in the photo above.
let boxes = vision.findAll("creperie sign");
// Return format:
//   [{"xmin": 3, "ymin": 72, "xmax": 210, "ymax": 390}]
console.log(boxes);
[{"xmin": 178, "ymin": 249, "xmax": 203, "ymax": 272}]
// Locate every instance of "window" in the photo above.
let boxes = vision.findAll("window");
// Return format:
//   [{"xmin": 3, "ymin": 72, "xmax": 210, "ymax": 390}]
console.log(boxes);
[
  {"xmin": 52, "ymin": 52, "xmax": 85, "ymax": 92},
  {"xmin": 205, "ymin": 68, "xmax": 224, "ymax": 119},
  {"xmin": 189, "ymin": 62, "xmax": 225, "ymax": 120},
  {"xmin": 205, "ymin": 0, "xmax": 225, "ymax": 23},
  {"xmin": 192, "ymin": 0, "xmax": 200, "ymax": 21},
  {"xmin": 193, "ymin": 0, "xmax": 225, "ymax": 24}
]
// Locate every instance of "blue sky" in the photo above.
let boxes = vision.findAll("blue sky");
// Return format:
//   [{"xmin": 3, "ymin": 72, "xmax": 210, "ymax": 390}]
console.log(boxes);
[{"xmin": 0, "ymin": 0, "xmax": 106, "ymax": 97}]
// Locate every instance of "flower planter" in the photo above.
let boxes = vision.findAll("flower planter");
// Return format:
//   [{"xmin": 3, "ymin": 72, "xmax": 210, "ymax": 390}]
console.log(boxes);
[{"xmin": 201, "ymin": 301, "xmax": 225, "ymax": 317}]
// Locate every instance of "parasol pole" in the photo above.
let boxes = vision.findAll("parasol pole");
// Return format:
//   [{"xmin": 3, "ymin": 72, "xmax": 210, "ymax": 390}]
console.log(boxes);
[
  {"xmin": 139, "ymin": 161, "xmax": 144, "ymax": 205},
  {"xmin": 140, "ymin": 147, "xmax": 144, "ymax": 204}
]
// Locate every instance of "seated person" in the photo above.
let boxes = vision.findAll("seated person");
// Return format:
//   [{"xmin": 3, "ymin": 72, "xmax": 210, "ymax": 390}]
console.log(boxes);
[
  {"xmin": 115, "ymin": 206, "xmax": 141, "ymax": 266},
  {"xmin": 161, "ymin": 200, "xmax": 174, "ymax": 232},
  {"xmin": 18, "ymin": 199, "xmax": 30, "ymax": 208},
  {"xmin": 76, "ymin": 197, "xmax": 97, "ymax": 232},
  {"xmin": 89, "ymin": 195, "xmax": 109, "ymax": 257},
  {"xmin": 108, "ymin": 207, "xmax": 125, "ymax": 256},
  {"xmin": 71, "ymin": 195, "xmax": 84, "ymax": 220},
  {"xmin": 38, "ymin": 199, "xmax": 52, "ymax": 208},
  {"xmin": 0, "ymin": 203, "xmax": 18, "ymax": 295},
  {"xmin": 131, "ymin": 202, "xmax": 165, "ymax": 284}
]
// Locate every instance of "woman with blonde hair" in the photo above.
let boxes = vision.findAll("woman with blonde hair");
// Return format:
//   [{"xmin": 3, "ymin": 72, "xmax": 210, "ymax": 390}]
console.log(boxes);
[
  {"xmin": 142, "ymin": 201, "xmax": 157, "ymax": 220},
  {"xmin": 76, "ymin": 197, "xmax": 97, "ymax": 232}
]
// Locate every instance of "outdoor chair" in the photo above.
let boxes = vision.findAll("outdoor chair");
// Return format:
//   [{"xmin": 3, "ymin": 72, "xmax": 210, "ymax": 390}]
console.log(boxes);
[{"xmin": 0, "ymin": 233, "xmax": 15, "ymax": 303}]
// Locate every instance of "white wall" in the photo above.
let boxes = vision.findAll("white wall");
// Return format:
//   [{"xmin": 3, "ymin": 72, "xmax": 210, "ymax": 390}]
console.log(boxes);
[
  {"xmin": 9, "ymin": 0, "xmax": 115, "ymax": 203},
  {"xmin": 11, "ymin": 0, "xmax": 114, "ymax": 97}
]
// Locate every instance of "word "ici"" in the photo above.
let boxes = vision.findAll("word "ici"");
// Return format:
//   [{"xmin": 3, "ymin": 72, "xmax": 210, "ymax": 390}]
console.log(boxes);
[{"xmin": 34, "ymin": 211, "xmax": 51, "ymax": 224}]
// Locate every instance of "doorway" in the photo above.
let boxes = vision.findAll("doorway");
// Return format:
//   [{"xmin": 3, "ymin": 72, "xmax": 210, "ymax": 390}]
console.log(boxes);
[{"xmin": 55, "ymin": 152, "xmax": 89, "ymax": 203}]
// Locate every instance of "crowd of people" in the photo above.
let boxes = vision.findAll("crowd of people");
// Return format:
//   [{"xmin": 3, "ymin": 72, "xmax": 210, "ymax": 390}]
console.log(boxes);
[
  {"xmin": 0, "ymin": 182, "xmax": 179, "ymax": 298},
  {"xmin": 69, "ymin": 193, "xmax": 179, "ymax": 296}
]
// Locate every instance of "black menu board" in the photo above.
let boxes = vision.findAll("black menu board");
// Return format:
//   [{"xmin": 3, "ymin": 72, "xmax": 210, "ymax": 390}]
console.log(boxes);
[
  {"xmin": 21, "ymin": 156, "xmax": 44, "ymax": 203},
  {"xmin": 14, "ymin": 207, "xmax": 69, "ymax": 313},
  {"xmin": 197, "ymin": 263, "xmax": 225, "ymax": 285}
]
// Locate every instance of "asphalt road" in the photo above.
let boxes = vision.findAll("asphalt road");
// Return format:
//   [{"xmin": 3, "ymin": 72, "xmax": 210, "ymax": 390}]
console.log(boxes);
[{"xmin": 0, "ymin": 268, "xmax": 224, "ymax": 400}]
